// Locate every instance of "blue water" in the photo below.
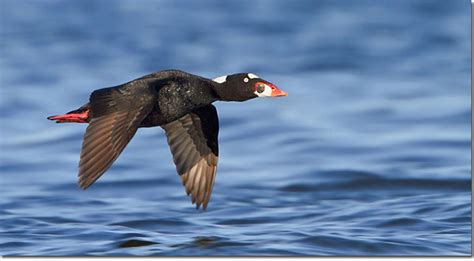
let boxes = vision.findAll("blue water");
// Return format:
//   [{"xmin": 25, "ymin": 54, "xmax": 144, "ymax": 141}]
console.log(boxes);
[{"xmin": 0, "ymin": 0, "xmax": 471, "ymax": 256}]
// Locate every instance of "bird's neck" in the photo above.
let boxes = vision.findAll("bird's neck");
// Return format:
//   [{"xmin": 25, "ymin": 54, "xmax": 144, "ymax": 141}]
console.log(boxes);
[
  {"xmin": 210, "ymin": 82, "xmax": 246, "ymax": 102},
  {"xmin": 187, "ymin": 81, "xmax": 219, "ymax": 107},
  {"xmin": 210, "ymin": 82, "xmax": 228, "ymax": 101}
]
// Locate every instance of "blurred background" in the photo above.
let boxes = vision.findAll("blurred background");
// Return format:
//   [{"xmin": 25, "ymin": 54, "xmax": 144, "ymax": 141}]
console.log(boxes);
[{"xmin": 0, "ymin": 0, "xmax": 471, "ymax": 256}]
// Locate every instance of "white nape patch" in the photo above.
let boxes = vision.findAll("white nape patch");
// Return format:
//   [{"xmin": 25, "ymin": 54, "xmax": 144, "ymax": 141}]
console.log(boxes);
[
  {"xmin": 248, "ymin": 73, "xmax": 259, "ymax": 79},
  {"xmin": 213, "ymin": 75, "xmax": 228, "ymax": 83},
  {"xmin": 243, "ymin": 77, "xmax": 249, "ymax": 83},
  {"xmin": 254, "ymin": 83, "xmax": 273, "ymax": 97}
]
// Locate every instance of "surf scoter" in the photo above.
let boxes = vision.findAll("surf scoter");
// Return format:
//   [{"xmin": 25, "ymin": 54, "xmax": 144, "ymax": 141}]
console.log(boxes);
[{"xmin": 48, "ymin": 70, "xmax": 287, "ymax": 209}]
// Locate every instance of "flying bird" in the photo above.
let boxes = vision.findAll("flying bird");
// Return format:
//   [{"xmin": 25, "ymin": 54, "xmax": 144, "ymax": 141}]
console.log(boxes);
[{"xmin": 48, "ymin": 70, "xmax": 288, "ymax": 209}]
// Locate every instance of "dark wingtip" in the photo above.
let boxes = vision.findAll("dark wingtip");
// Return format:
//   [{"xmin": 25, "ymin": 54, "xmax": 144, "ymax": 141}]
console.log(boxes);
[
  {"xmin": 77, "ymin": 179, "xmax": 90, "ymax": 190},
  {"xmin": 195, "ymin": 201, "xmax": 209, "ymax": 211}
]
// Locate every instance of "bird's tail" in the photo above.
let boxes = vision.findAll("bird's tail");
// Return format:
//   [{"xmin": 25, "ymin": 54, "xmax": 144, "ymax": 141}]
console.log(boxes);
[{"xmin": 47, "ymin": 105, "xmax": 90, "ymax": 123}]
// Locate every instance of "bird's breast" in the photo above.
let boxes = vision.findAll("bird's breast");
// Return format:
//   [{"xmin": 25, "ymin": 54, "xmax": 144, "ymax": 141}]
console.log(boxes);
[{"xmin": 139, "ymin": 95, "xmax": 195, "ymax": 128}]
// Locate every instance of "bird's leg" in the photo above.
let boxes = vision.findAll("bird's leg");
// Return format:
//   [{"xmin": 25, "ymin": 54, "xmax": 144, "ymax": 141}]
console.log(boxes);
[{"xmin": 47, "ymin": 108, "xmax": 90, "ymax": 123}]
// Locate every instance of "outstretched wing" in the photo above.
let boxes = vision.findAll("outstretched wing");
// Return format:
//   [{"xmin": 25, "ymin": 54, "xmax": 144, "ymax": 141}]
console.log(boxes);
[
  {"xmin": 78, "ymin": 84, "xmax": 155, "ymax": 189},
  {"xmin": 161, "ymin": 105, "xmax": 219, "ymax": 210}
]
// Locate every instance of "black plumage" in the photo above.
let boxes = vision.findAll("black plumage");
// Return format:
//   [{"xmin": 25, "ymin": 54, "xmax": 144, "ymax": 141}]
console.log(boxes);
[{"xmin": 47, "ymin": 69, "xmax": 287, "ymax": 209}]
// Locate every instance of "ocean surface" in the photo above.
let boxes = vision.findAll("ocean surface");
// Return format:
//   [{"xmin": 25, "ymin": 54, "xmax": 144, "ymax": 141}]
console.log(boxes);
[{"xmin": 0, "ymin": 0, "xmax": 471, "ymax": 256}]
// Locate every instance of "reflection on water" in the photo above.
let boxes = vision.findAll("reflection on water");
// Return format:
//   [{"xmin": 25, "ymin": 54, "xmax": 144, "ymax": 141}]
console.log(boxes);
[{"xmin": 0, "ymin": 0, "xmax": 471, "ymax": 256}]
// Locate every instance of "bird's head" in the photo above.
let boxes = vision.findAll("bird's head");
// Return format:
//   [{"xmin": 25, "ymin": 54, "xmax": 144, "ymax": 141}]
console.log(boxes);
[{"xmin": 213, "ymin": 73, "xmax": 288, "ymax": 101}]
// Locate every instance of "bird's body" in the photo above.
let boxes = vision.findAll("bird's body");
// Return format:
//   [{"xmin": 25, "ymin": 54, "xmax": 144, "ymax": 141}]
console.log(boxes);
[
  {"xmin": 48, "ymin": 70, "xmax": 287, "ymax": 209},
  {"xmin": 139, "ymin": 70, "xmax": 218, "ymax": 127}
]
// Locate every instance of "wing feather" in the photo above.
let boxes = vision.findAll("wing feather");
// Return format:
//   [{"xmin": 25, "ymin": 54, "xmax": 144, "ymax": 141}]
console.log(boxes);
[
  {"xmin": 78, "ymin": 85, "xmax": 155, "ymax": 189},
  {"xmin": 162, "ymin": 105, "xmax": 219, "ymax": 209}
]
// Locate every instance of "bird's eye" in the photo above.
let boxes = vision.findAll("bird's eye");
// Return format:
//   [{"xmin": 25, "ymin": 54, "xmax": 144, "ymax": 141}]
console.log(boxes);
[{"xmin": 257, "ymin": 84, "xmax": 265, "ymax": 93}]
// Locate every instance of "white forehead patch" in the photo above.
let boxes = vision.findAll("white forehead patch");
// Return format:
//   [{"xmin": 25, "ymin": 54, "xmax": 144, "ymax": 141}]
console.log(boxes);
[
  {"xmin": 248, "ymin": 73, "xmax": 259, "ymax": 79},
  {"xmin": 213, "ymin": 75, "xmax": 228, "ymax": 83}
]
